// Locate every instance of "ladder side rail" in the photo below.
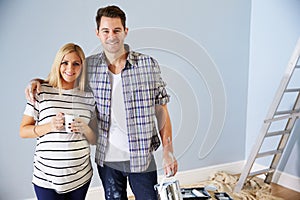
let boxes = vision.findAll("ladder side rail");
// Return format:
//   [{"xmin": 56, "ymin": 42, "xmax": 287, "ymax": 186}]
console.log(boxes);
[
  {"xmin": 234, "ymin": 121, "xmax": 273, "ymax": 192},
  {"xmin": 234, "ymin": 38, "xmax": 300, "ymax": 193},
  {"xmin": 265, "ymin": 38, "xmax": 300, "ymax": 122},
  {"xmin": 264, "ymin": 116, "xmax": 297, "ymax": 183},
  {"xmin": 265, "ymin": 93, "xmax": 300, "ymax": 183},
  {"xmin": 264, "ymin": 41, "xmax": 300, "ymax": 183},
  {"xmin": 234, "ymin": 69, "xmax": 293, "ymax": 192}
]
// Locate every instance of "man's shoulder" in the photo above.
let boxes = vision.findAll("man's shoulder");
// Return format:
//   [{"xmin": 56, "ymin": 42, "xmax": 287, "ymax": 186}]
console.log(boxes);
[
  {"xmin": 86, "ymin": 53, "xmax": 102, "ymax": 61},
  {"xmin": 129, "ymin": 50, "xmax": 151, "ymax": 59},
  {"xmin": 86, "ymin": 53, "xmax": 106, "ymax": 69},
  {"xmin": 128, "ymin": 50, "xmax": 158, "ymax": 66}
]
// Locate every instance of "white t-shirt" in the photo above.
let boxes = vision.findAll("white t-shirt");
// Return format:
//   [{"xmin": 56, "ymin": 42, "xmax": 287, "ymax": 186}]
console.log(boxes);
[{"xmin": 104, "ymin": 70, "xmax": 130, "ymax": 161}]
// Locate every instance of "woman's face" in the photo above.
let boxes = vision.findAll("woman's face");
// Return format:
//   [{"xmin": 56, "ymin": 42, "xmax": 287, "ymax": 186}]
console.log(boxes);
[{"xmin": 60, "ymin": 52, "xmax": 82, "ymax": 89}]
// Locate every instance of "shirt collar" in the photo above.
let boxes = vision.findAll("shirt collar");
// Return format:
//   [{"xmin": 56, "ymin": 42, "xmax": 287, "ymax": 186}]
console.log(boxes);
[{"xmin": 99, "ymin": 44, "xmax": 138, "ymax": 69}]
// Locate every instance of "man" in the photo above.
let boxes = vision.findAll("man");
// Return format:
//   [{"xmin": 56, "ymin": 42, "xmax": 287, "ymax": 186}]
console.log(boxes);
[{"xmin": 26, "ymin": 5, "xmax": 177, "ymax": 200}]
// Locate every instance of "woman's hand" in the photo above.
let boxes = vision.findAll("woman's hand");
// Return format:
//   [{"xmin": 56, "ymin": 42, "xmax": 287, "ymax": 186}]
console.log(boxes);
[
  {"xmin": 50, "ymin": 112, "xmax": 65, "ymax": 131},
  {"xmin": 69, "ymin": 118, "xmax": 88, "ymax": 133},
  {"xmin": 69, "ymin": 118, "xmax": 97, "ymax": 144}
]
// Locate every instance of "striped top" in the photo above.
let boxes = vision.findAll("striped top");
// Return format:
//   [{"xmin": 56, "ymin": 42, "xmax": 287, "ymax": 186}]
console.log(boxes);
[
  {"xmin": 87, "ymin": 44, "xmax": 170, "ymax": 172},
  {"xmin": 23, "ymin": 84, "xmax": 96, "ymax": 194}
]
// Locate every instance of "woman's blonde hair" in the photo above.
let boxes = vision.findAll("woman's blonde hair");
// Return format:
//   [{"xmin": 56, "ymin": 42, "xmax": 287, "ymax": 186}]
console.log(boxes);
[{"xmin": 45, "ymin": 43, "xmax": 86, "ymax": 92}]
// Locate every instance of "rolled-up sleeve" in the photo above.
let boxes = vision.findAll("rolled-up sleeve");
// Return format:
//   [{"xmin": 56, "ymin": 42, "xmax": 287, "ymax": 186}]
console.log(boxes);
[{"xmin": 152, "ymin": 58, "xmax": 170, "ymax": 105}]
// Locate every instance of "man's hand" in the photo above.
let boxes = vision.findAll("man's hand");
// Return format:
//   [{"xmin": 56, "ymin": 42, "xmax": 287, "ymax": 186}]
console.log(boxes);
[
  {"xmin": 25, "ymin": 79, "xmax": 42, "ymax": 103},
  {"xmin": 163, "ymin": 150, "xmax": 178, "ymax": 177}
]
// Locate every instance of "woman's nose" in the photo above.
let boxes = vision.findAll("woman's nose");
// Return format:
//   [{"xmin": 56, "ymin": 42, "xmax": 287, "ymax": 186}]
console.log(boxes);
[{"xmin": 66, "ymin": 64, "xmax": 75, "ymax": 71}]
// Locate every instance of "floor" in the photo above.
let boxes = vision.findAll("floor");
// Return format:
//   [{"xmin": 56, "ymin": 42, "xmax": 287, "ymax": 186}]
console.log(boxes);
[
  {"xmin": 270, "ymin": 182, "xmax": 300, "ymax": 199},
  {"xmin": 127, "ymin": 182, "xmax": 300, "ymax": 200}
]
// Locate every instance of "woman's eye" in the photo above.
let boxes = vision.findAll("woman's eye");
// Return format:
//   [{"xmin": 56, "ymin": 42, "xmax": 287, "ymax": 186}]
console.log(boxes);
[
  {"xmin": 61, "ymin": 61, "xmax": 68, "ymax": 65},
  {"xmin": 73, "ymin": 62, "xmax": 81, "ymax": 66}
]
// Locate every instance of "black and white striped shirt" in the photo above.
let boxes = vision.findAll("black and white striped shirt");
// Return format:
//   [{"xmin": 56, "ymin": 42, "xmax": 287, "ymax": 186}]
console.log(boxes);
[{"xmin": 24, "ymin": 84, "xmax": 95, "ymax": 193}]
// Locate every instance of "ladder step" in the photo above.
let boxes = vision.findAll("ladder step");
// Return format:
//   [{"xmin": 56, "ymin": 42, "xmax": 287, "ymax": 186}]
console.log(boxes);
[
  {"xmin": 264, "ymin": 114, "xmax": 291, "ymax": 123},
  {"xmin": 285, "ymin": 88, "xmax": 300, "ymax": 93},
  {"xmin": 265, "ymin": 111, "xmax": 300, "ymax": 123},
  {"xmin": 257, "ymin": 149, "xmax": 283, "ymax": 158},
  {"xmin": 295, "ymin": 65, "xmax": 300, "ymax": 68},
  {"xmin": 249, "ymin": 168, "xmax": 275, "ymax": 177},
  {"xmin": 266, "ymin": 130, "xmax": 291, "ymax": 137},
  {"xmin": 275, "ymin": 109, "xmax": 300, "ymax": 116}
]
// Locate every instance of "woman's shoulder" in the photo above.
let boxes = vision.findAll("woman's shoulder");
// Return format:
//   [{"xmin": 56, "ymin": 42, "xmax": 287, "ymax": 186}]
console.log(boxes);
[
  {"xmin": 39, "ymin": 83, "xmax": 57, "ymax": 93},
  {"xmin": 75, "ymin": 89, "xmax": 94, "ymax": 98},
  {"xmin": 40, "ymin": 82, "xmax": 51, "ymax": 88}
]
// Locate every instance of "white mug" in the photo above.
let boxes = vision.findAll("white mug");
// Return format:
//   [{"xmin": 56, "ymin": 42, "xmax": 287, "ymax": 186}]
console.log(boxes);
[{"xmin": 64, "ymin": 113, "xmax": 75, "ymax": 133}]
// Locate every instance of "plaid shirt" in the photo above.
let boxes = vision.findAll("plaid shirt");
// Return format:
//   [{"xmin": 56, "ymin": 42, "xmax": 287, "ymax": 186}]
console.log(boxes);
[{"xmin": 86, "ymin": 45, "xmax": 170, "ymax": 172}]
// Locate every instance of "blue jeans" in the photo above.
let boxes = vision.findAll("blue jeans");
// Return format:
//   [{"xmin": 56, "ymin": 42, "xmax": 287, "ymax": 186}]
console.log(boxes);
[
  {"xmin": 33, "ymin": 181, "xmax": 90, "ymax": 200},
  {"xmin": 97, "ymin": 158, "xmax": 158, "ymax": 200}
]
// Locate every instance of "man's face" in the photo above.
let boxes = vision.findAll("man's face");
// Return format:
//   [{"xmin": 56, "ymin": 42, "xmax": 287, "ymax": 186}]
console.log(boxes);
[{"xmin": 96, "ymin": 16, "xmax": 128, "ymax": 54}]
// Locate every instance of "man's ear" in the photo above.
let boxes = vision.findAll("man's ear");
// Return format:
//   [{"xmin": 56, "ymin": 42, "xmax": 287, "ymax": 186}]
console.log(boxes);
[
  {"xmin": 124, "ymin": 27, "xmax": 129, "ymax": 36},
  {"xmin": 95, "ymin": 29, "xmax": 100, "ymax": 37}
]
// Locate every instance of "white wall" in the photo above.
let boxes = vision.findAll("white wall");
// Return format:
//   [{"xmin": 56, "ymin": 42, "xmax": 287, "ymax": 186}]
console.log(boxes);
[
  {"xmin": 247, "ymin": 0, "xmax": 300, "ymax": 178},
  {"xmin": 0, "ymin": 0, "xmax": 251, "ymax": 199}
]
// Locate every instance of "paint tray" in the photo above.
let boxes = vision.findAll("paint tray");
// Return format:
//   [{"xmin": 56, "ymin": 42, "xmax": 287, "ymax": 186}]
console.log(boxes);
[{"xmin": 181, "ymin": 187, "xmax": 211, "ymax": 199}]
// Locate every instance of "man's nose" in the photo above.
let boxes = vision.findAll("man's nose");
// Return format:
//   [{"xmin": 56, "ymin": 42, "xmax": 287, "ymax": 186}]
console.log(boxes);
[{"xmin": 108, "ymin": 31, "xmax": 117, "ymax": 38}]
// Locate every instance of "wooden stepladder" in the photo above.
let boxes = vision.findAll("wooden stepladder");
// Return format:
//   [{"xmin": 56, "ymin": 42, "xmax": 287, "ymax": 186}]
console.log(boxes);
[{"xmin": 234, "ymin": 37, "xmax": 300, "ymax": 193}]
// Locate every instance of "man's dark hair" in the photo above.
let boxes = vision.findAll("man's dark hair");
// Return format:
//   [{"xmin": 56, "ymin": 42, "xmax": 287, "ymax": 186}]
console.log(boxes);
[{"xmin": 96, "ymin": 5, "xmax": 126, "ymax": 30}]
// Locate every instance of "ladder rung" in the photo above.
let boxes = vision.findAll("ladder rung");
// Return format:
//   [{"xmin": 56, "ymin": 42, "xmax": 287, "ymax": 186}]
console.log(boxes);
[
  {"xmin": 265, "ymin": 111, "xmax": 300, "ymax": 123},
  {"xmin": 257, "ymin": 149, "xmax": 283, "ymax": 158},
  {"xmin": 295, "ymin": 65, "xmax": 300, "ymax": 68},
  {"xmin": 275, "ymin": 109, "xmax": 300, "ymax": 116},
  {"xmin": 265, "ymin": 114, "xmax": 291, "ymax": 123},
  {"xmin": 266, "ymin": 130, "xmax": 291, "ymax": 137},
  {"xmin": 249, "ymin": 168, "xmax": 275, "ymax": 177},
  {"xmin": 285, "ymin": 88, "xmax": 300, "ymax": 93}
]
